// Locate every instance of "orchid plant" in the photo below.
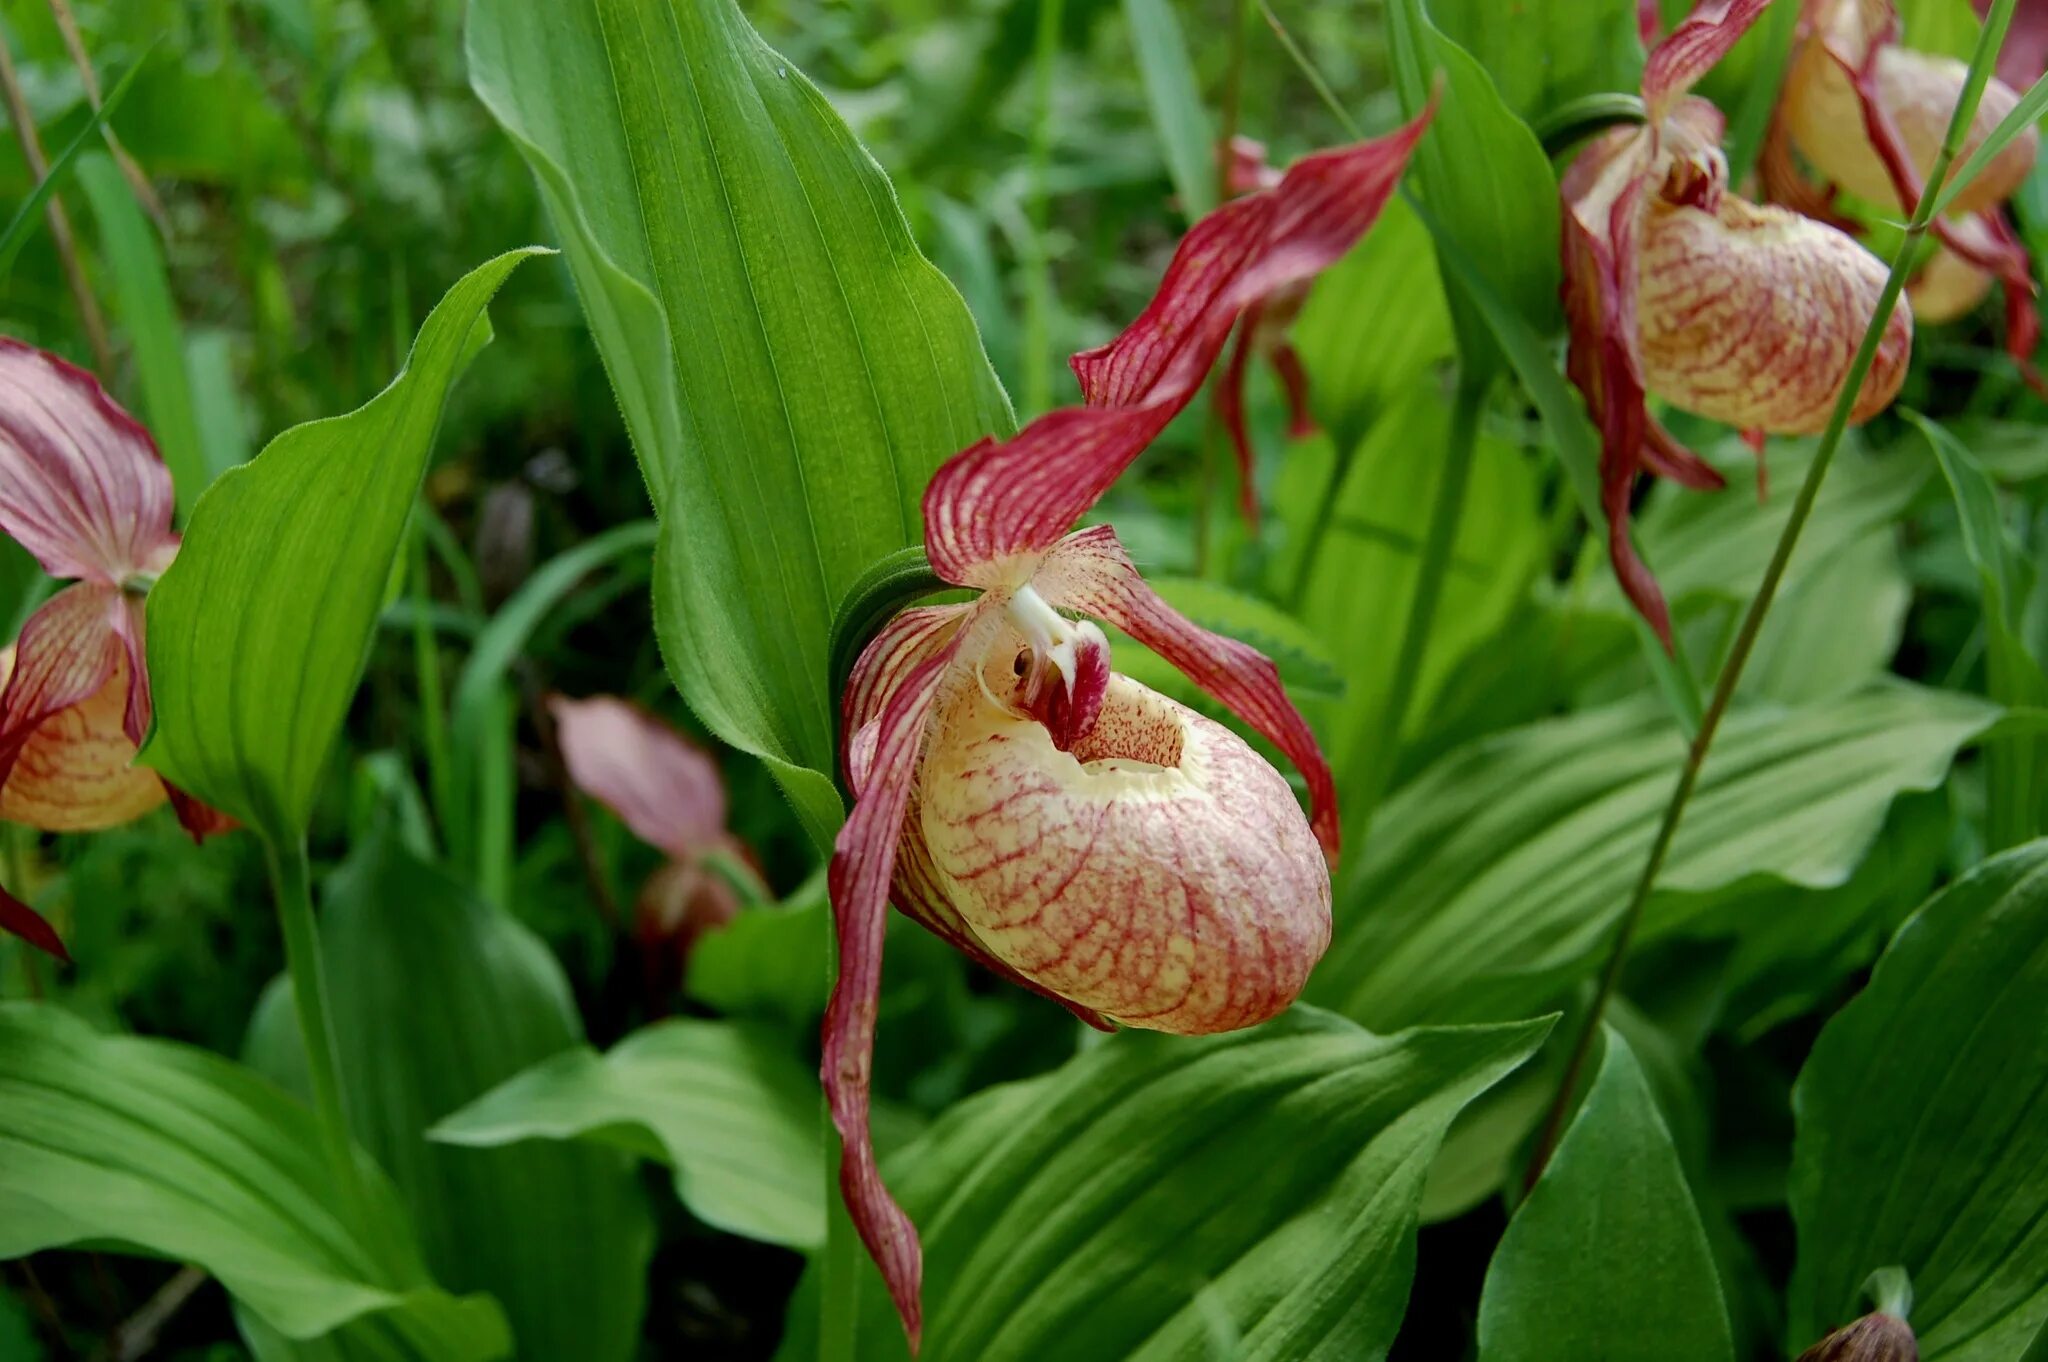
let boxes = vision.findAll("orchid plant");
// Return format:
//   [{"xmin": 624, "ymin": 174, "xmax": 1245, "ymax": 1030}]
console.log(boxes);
[
  {"xmin": 828, "ymin": 115, "xmax": 1429, "ymax": 1340},
  {"xmin": 4, "ymin": 0, "xmax": 2047, "ymax": 1359},
  {"xmin": 0, "ymin": 340, "xmax": 227, "ymax": 960},
  {"xmin": 1561, "ymin": 0, "xmax": 1915, "ymax": 643}
]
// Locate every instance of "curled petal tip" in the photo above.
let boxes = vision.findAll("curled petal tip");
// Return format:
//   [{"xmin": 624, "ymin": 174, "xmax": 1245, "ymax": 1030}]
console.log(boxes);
[{"xmin": 0, "ymin": 883, "xmax": 69, "ymax": 963}]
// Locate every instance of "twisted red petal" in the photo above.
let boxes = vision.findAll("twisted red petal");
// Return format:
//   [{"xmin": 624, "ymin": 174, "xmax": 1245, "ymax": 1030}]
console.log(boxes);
[
  {"xmin": 550, "ymin": 694, "xmax": 728, "ymax": 860},
  {"xmin": 0, "ymin": 339, "xmax": 177, "ymax": 586},
  {"xmin": 824, "ymin": 635, "xmax": 967, "ymax": 1351},
  {"xmin": 165, "ymin": 783, "xmax": 237, "ymax": 842},
  {"xmin": 842, "ymin": 603, "xmax": 975, "ymax": 755},
  {"xmin": 1976, "ymin": 0, "xmax": 2048, "ymax": 87},
  {"xmin": 1034, "ymin": 526, "xmax": 1338, "ymax": 860},
  {"xmin": 921, "ymin": 112, "xmax": 1432, "ymax": 588},
  {"xmin": 1214, "ymin": 304, "xmax": 1263, "ymax": 531},
  {"xmin": 0, "ymin": 883, "xmax": 67, "ymax": 962},
  {"xmin": 1643, "ymin": 0, "xmax": 1775, "ymax": 119},
  {"xmin": 0, "ymin": 584, "xmax": 126, "ymax": 793}
]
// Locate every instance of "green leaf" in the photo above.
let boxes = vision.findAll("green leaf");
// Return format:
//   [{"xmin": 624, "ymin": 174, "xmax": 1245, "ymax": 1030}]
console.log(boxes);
[
  {"xmin": 1405, "ymin": 193, "xmax": 1706, "ymax": 731},
  {"xmin": 0, "ymin": 51, "xmax": 148, "ymax": 280},
  {"xmin": 1911, "ymin": 411, "xmax": 2048, "ymax": 850},
  {"xmin": 186, "ymin": 328, "xmax": 255, "ymax": 479},
  {"xmin": 1110, "ymin": 573, "xmax": 1348, "ymax": 702},
  {"xmin": 444, "ymin": 519, "xmax": 660, "ymax": 897},
  {"xmin": 75, "ymin": 152, "xmax": 210, "ymax": 515},
  {"xmin": 687, "ymin": 873, "xmax": 832, "ymax": 1024},
  {"xmin": 1580, "ymin": 437, "xmax": 1930, "ymax": 625},
  {"xmin": 142, "ymin": 249, "xmax": 544, "ymax": 843},
  {"xmin": 777, "ymin": 1007, "xmax": 1552, "ymax": 1361},
  {"xmin": 1477, "ymin": 1029, "xmax": 1734, "ymax": 1362},
  {"xmin": 1290, "ymin": 194, "xmax": 1455, "ymax": 465},
  {"xmin": 1383, "ymin": 0, "xmax": 1561, "ymax": 369},
  {"xmin": 1430, "ymin": 0, "xmax": 1643, "ymax": 127},
  {"xmin": 1789, "ymin": 838, "xmax": 2048, "ymax": 1359},
  {"xmin": 467, "ymin": 0, "xmax": 1014, "ymax": 852},
  {"xmin": 432, "ymin": 1016, "xmax": 825, "ymax": 1250},
  {"xmin": 1743, "ymin": 530, "xmax": 1912, "ymax": 704},
  {"xmin": 0, "ymin": 1003, "xmax": 509, "ymax": 1360},
  {"xmin": 245, "ymin": 836, "xmax": 653, "ymax": 1362},
  {"xmin": 1123, "ymin": 0, "xmax": 1215, "ymax": 220},
  {"xmin": 1935, "ymin": 62, "xmax": 2048, "ymax": 217},
  {"xmin": 1306, "ymin": 684, "xmax": 1999, "ymax": 1029}
]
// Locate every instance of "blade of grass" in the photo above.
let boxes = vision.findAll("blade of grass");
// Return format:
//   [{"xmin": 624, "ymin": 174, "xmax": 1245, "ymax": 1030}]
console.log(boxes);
[
  {"xmin": 0, "ymin": 46, "xmax": 146, "ymax": 276},
  {"xmin": 75, "ymin": 152, "xmax": 210, "ymax": 515},
  {"xmin": 1524, "ymin": 0, "xmax": 2024, "ymax": 1192},
  {"xmin": 1124, "ymin": 0, "xmax": 1216, "ymax": 219},
  {"xmin": 1931, "ymin": 61, "xmax": 2048, "ymax": 219}
]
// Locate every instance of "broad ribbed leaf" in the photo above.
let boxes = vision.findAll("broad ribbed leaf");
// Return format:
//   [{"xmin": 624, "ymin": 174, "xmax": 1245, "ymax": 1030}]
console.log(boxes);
[
  {"xmin": 1307, "ymin": 684, "xmax": 1999, "ymax": 1028},
  {"xmin": 1431, "ymin": 0, "xmax": 1643, "ymax": 125},
  {"xmin": 244, "ymin": 836, "xmax": 653, "ymax": 1362},
  {"xmin": 142, "ymin": 250, "xmax": 543, "ymax": 841},
  {"xmin": 777, "ymin": 1008, "xmax": 1551, "ymax": 1362},
  {"xmin": 1384, "ymin": 0, "xmax": 1561, "ymax": 367},
  {"xmin": 0, "ymin": 1004, "xmax": 509, "ymax": 1360},
  {"xmin": 432, "ymin": 1017, "xmax": 824, "ymax": 1250},
  {"xmin": 1290, "ymin": 196, "xmax": 1454, "ymax": 458},
  {"xmin": 1281, "ymin": 388, "xmax": 1542, "ymax": 824},
  {"xmin": 1789, "ymin": 839, "xmax": 2048, "ymax": 1360},
  {"xmin": 1581, "ymin": 438, "xmax": 1930, "ymax": 623},
  {"xmin": 1477, "ymin": 1029, "xmax": 1734, "ymax": 1362},
  {"xmin": 467, "ymin": 0, "xmax": 1014, "ymax": 849}
]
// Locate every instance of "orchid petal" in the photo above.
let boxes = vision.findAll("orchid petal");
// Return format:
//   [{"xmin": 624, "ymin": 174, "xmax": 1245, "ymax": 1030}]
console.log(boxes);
[
  {"xmin": 1642, "ymin": 0, "xmax": 1775, "ymax": 120},
  {"xmin": 1035, "ymin": 526, "xmax": 1339, "ymax": 860},
  {"xmin": 824, "ymin": 635, "xmax": 965, "ymax": 1349},
  {"xmin": 1214, "ymin": 303, "xmax": 1264, "ymax": 530},
  {"xmin": 1785, "ymin": 4, "xmax": 2037, "ymax": 219},
  {"xmin": 164, "ymin": 783, "xmax": 236, "ymax": 842},
  {"xmin": 849, "ymin": 709, "xmax": 1118, "ymax": 1033},
  {"xmin": 1271, "ymin": 339, "xmax": 1317, "ymax": 439},
  {"xmin": 0, "ymin": 883, "xmax": 67, "ymax": 963},
  {"xmin": 0, "ymin": 587, "xmax": 165, "ymax": 832},
  {"xmin": 1637, "ymin": 195, "xmax": 1912, "ymax": 435},
  {"xmin": 842, "ymin": 602, "xmax": 975, "ymax": 747},
  {"xmin": 915, "ymin": 671, "xmax": 1330, "ymax": 1034},
  {"xmin": 921, "ymin": 114, "xmax": 1432, "ymax": 588},
  {"xmin": 0, "ymin": 338, "xmax": 177, "ymax": 586},
  {"xmin": 550, "ymin": 694, "xmax": 727, "ymax": 860},
  {"xmin": 1975, "ymin": 0, "xmax": 2048, "ymax": 87}
]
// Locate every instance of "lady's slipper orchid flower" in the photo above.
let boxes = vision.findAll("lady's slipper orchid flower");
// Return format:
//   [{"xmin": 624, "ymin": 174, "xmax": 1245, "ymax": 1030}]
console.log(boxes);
[
  {"xmin": 830, "ymin": 115, "xmax": 1431, "ymax": 1347},
  {"xmin": 1562, "ymin": 0, "xmax": 1912, "ymax": 644},
  {"xmin": 1768, "ymin": 0, "xmax": 2040, "ymax": 376},
  {"xmin": 0, "ymin": 339, "xmax": 229, "ymax": 960},
  {"xmin": 549, "ymin": 693, "xmax": 748, "ymax": 978},
  {"xmin": 1211, "ymin": 136, "xmax": 1319, "ymax": 528}
]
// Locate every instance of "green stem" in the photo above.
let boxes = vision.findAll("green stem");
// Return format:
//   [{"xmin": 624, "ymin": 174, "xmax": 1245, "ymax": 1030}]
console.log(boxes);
[
  {"xmin": 1522, "ymin": 0, "xmax": 2019, "ymax": 1192},
  {"xmin": 409, "ymin": 518, "xmax": 453, "ymax": 851},
  {"xmin": 1024, "ymin": 0, "xmax": 1064, "ymax": 417},
  {"xmin": 264, "ymin": 837, "xmax": 372, "ymax": 1226},
  {"xmin": 1351, "ymin": 372, "xmax": 1485, "ymax": 823}
]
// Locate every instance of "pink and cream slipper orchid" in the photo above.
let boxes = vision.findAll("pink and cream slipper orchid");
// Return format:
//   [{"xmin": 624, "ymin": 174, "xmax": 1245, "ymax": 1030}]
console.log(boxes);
[
  {"xmin": 1768, "ymin": 0, "xmax": 2040, "ymax": 380},
  {"xmin": 1210, "ymin": 136, "xmax": 1320, "ymax": 530},
  {"xmin": 548, "ymin": 693, "xmax": 749, "ymax": 979},
  {"xmin": 1561, "ymin": 0, "xmax": 1912, "ymax": 646},
  {"xmin": 830, "ymin": 115, "xmax": 1431, "ymax": 1347},
  {"xmin": 0, "ymin": 339, "xmax": 232, "ymax": 961}
]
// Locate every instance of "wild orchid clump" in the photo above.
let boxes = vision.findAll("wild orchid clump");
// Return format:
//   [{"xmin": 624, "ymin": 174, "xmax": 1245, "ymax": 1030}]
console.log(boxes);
[
  {"xmin": 1561, "ymin": 0, "xmax": 1913, "ymax": 642},
  {"xmin": 0, "ymin": 341, "xmax": 229, "ymax": 959},
  {"xmin": 1768, "ymin": 0, "xmax": 2040, "ymax": 367},
  {"xmin": 830, "ymin": 113, "xmax": 1433, "ymax": 1343}
]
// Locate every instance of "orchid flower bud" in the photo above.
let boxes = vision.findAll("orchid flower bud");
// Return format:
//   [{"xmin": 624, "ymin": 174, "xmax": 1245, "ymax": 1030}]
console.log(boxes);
[
  {"xmin": 1795, "ymin": 1312, "xmax": 1919, "ymax": 1361},
  {"xmin": 825, "ymin": 117, "xmax": 1432, "ymax": 1349}
]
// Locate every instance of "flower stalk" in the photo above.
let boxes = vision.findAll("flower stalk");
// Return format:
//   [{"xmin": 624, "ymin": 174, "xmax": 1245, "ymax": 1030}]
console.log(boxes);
[{"xmin": 1525, "ymin": 0, "xmax": 2021, "ymax": 1193}]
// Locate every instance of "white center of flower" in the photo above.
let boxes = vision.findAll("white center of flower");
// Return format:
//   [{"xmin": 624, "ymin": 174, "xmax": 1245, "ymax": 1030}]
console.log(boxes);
[{"xmin": 1004, "ymin": 583, "xmax": 1106, "ymax": 702}]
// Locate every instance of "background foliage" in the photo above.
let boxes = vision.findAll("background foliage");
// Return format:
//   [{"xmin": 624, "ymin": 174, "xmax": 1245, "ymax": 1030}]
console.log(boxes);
[{"xmin": 2, "ymin": 0, "xmax": 2046, "ymax": 1358}]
